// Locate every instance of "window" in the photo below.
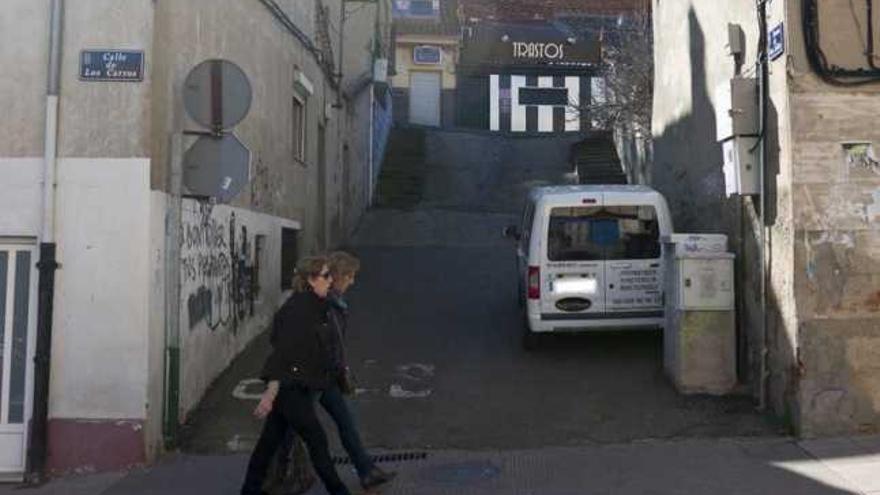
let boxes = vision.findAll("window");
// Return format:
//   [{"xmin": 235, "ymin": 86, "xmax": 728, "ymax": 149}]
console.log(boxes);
[
  {"xmin": 292, "ymin": 96, "xmax": 306, "ymax": 163},
  {"xmin": 254, "ymin": 234, "xmax": 266, "ymax": 297},
  {"xmin": 280, "ymin": 227, "xmax": 299, "ymax": 290},
  {"xmin": 394, "ymin": 0, "xmax": 439, "ymax": 17},
  {"xmin": 408, "ymin": 0, "xmax": 437, "ymax": 16},
  {"xmin": 520, "ymin": 201, "xmax": 535, "ymax": 252},
  {"xmin": 546, "ymin": 205, "xmax": 660, "ymax": 261},
  {"xmin": 519, "ymin": 87, "xmax": 569, "ymax": 106}
]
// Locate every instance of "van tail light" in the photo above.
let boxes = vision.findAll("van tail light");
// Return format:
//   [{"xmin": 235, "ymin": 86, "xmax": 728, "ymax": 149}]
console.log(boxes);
[{"xmin": 527, "ymin": 266, "xmax": 540, "ymax": 299}]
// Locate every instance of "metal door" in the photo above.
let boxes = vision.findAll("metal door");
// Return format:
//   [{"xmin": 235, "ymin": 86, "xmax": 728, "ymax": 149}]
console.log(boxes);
[
  {"xmin": 0, "ymin": 241, "xmax": 37, "ymax": 479},
  {"xmin": 540, "ymin": 196, "xmax": 607, "ymax": 317},
  {"xmin": 409, "ymin": 72, "xmax": 441, "ymax": 127}
]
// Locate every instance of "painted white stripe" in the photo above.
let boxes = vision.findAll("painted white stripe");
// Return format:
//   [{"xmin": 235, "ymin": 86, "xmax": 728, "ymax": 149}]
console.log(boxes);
[
  {"xmin": 511, "ymin": 75, "xmax": 527, "ymax": 132},
  {"xmin": 538, "ymin": 77, "xmax": 554, "ymax": 132},
  {"xmin": 592, "ymin": 77, "xmax": 607, "ymax": 129},
  {"xmin": 489, "ymin": 74, "xmax": 500, "ymax": 131},
  {"xmin": 565, "ymin": 76, "xmax": 580, "ymax": 132}
]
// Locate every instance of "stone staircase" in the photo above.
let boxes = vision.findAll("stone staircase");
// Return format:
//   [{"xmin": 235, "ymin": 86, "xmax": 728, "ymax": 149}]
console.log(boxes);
[
  {"xmin": 374, "ymin": 127, "xmax": 428, "ymax": 208},
  {"xmin": 572, "ymin": 132, "xmax": 628, "ymax": 185}
]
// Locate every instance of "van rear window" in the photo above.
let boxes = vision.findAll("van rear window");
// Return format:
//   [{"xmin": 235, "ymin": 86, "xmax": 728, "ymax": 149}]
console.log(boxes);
[{"xmin": 546, "ymin": 206, "xmax": 660, "ymax": 261}]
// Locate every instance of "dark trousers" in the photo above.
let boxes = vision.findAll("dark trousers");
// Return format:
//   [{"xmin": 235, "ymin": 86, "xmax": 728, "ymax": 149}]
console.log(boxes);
[
  {"xmin": 320, "ymin": 385, "xmax": 374, "ymax": 479},
  {"xmin": 240, "ymin": 386, "xmax": 350, "ymax": 495}
]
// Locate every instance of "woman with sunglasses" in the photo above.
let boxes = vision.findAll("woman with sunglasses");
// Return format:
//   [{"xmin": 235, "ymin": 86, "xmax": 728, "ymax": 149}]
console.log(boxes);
[{"xmin": 240, "ymin": 256, "xmax": 352, "ymax": 495}]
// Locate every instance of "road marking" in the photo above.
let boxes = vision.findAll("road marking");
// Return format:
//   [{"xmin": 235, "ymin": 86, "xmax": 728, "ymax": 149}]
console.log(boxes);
[
  {"xmin": 395, "ymin": 363, "xmax": 435, "ymax": 380},
  {"xmin": 389, "ymin": 384, "xmax": 432, "ymax": 399},
  {"xmin": 389, "ymin": 363, "xmax": 435, "ymax": 399},
  {"xmin": 232, "ymin": 379, "xmax": 265, "ymax": 400}
]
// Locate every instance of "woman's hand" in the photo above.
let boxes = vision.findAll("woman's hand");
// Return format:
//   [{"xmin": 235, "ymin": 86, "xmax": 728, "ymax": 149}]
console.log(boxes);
[{"xmin": 254, "ymin": 381, "xmax": 279, "ymax": 419}]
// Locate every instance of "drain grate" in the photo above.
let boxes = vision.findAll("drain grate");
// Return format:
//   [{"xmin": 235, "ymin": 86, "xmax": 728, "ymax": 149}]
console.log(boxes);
[{"xmin": 333, "ymin": 451, "xmax": 428, "ymax": 465}]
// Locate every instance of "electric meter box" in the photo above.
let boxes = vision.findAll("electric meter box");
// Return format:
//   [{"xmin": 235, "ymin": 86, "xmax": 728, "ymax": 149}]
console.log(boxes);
[
  {"xmin": 722, "ymin": 136, "xmax": 760, "ymax": 196},
  {"xmin": 674, "ymin": 255, "xmax": 735, "ymax": 311},
  {"xmin": 662, "ymin": 235, "xmax": 737, "ymax": 395},
  {"xmin": 715, "ymin": 77, "xmax": 758, "ymax": 141}
]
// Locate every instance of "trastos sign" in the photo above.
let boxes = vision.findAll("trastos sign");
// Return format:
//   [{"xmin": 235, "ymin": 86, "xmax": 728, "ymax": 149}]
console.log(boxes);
[{"xmin": 512, "ymin": 42, "xmax": 565, "ymax": 60}]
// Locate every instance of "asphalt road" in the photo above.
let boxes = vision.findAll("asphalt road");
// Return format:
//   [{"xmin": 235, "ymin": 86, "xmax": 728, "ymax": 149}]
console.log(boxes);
[{"xmin": 181, "ymin": 131, "xmax": 783, "ymax": 456}]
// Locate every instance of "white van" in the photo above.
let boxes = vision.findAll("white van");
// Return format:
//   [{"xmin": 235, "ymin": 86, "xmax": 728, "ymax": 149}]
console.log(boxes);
[{"xmin": 505, "ymin": 185, "xmax": 673, "ymax": 348}]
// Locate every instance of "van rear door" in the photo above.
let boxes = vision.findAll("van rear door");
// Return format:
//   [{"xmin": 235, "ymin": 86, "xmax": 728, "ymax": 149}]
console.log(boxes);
[
  {"xmin": 541, "ymin": 197, "xmax": 607, "ymax": 317},
  {"xmin": 599, "ymin": 200, "xmax": 663, "ymax": 315}
]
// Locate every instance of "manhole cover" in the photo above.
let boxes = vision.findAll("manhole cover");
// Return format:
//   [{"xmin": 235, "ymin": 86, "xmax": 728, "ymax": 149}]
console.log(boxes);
[{"xmin": 419, "ymin": 461, "xmax": 501, "ymax": 485}]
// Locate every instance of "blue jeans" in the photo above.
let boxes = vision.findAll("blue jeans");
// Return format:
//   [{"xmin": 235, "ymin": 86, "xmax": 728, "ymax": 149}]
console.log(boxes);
[{"xmin": 320, "ymin": 385, "xmax": 374, "ymax": 479}]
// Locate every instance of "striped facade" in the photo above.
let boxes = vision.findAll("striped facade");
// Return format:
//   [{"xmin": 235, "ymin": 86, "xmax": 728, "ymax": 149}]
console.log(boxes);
[{"xmin": 487, "ymin": 73, "xmax": 601, "ymax": 133}]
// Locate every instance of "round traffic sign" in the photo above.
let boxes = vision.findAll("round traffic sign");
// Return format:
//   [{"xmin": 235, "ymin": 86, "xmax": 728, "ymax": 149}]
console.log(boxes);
[{"xmin": 183, "ymin": 59, "xmax": 252, "ymax": 129}]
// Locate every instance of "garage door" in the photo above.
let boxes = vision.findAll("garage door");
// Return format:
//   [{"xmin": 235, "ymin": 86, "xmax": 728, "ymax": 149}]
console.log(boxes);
[{"xmin": 409, "ymin": 72, "xmax": 441, "ymax": 127}]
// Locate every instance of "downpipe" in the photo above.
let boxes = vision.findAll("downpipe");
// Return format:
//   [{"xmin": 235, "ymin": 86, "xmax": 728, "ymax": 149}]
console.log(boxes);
[
  {"xmin": 28, "ymin": 0, "xmax": 64, "ymax": 483},
  {"xmin": 756, "ymin": 0, "xmax": 771, "ymax": 412}
]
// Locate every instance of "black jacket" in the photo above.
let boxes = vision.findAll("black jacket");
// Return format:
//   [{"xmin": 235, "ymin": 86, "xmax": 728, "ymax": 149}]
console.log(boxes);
[
  {"xmin": 261, "ymin": 291, "xmax": 335, "ymax": 390},
  {"xmin": 326, "ymin": 291, "xmax": 350, "ymax": 373}
]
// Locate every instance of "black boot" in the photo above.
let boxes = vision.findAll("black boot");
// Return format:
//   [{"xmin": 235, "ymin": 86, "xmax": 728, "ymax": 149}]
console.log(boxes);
[{"xmin": 361, "ymin": 466, "xmax": 397, "ymax": 489}]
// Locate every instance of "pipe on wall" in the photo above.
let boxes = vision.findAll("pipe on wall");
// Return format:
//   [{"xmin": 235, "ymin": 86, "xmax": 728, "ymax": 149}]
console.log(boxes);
[{"xmin": 28, "ymin": 0, "xmax": 64, "ymax": 482}]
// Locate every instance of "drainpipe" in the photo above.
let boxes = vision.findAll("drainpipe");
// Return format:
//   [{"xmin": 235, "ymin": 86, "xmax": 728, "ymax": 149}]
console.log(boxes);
[
  {"xmin": 163, "ymin": 120, "xmax": 183, "ymax": 448},
  {"xmin": 756, "ymin": 0, "xmax": 770, "ymax": 411},
  {"xmin": 368, "ymin": 87, "xmax": 375, "ymax": 207},
  {"xmin": 28, "ymin": 0, "xmax": 64, "ymax": 482}
]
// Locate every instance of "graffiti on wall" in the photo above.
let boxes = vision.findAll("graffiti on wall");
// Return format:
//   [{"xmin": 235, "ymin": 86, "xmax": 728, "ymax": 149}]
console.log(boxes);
[{"xmin": 181, "ymin": 202, "xmax": 259, "ymax": 332}]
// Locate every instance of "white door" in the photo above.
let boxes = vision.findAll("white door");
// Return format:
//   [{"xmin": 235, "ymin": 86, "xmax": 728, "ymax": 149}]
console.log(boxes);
[
  {"xmin": 409, "ymin": 72, "xmax": 441, "ymax": 127},
  {"xmin": 540, "ymin": 195, "xmax": 608, "ymax": 317},
  {"xmin": 0, "ymin": 242, "xmax": 37, "ymax": 479}
]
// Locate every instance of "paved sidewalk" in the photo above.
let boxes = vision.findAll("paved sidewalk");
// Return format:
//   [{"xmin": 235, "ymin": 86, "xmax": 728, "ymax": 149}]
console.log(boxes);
[{"xmin": 1, "ymin": 436, "xmax": 879, "ymax": 495}]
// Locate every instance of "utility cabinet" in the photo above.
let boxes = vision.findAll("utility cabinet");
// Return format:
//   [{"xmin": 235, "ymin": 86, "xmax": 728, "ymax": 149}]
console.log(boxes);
[
  {"xmin": 715, "ymin": 77, "xmax": 758, "ymax": 141},
  {"xmin": 662, "ymin": 234, "xmax": 737, "ymax": 396},
  {"xmin": 716, "ymin": 77, "xmax": 760, "ymax": 196},
  {"xmin": 722, "ymin": 137, "xmax": 760, "ymax": 196}
]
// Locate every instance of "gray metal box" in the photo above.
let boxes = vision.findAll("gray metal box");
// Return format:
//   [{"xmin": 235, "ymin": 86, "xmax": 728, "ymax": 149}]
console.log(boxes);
[{"xmin": 715, "ymin": 77, "xmax": 758, "ymax": 141}]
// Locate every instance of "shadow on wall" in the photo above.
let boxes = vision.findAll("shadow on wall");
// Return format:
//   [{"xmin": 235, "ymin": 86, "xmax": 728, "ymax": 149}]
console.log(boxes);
[
  {"xmin": 651, "ymin": 9, "xmax": 726, "ymax": 233},
  {"xmin": 651, "ymin": 8, "xmax": 797, "ymax": 431}
]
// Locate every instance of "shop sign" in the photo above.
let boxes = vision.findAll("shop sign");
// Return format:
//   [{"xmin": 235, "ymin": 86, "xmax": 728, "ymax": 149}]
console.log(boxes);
[{"xmin": 512, "ymin": 42, "xmax": 565, "ymax": 60}]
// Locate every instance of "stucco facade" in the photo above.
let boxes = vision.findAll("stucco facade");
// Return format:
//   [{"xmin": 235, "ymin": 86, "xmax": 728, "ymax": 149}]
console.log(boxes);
[
  {"xmin": 0, "ymin": 0, "xmax": 392, "ymax": 477},
  {"xmin": 653, "ymin": 0, "xmax": 880, "ymax": 436}
]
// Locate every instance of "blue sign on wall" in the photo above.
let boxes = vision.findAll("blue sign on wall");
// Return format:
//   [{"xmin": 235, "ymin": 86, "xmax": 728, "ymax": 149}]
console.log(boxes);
[
  {"xmin": 80, "ymin": 50, "xmax": 144, "ymax": 81},
  {"xmin": 768, "ymin": 24, "xmax": 784, "ymax": 61},
  {"xmin": 413, "ymin": 45, "xmax": 442, "ymax": 65}
]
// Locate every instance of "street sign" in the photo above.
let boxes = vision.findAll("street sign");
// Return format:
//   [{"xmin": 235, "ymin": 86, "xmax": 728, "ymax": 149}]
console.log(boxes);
[
  {"xmin": 769, "ymin": 23, "xmax": 784, "ymax": 61},
  {"xmin": 183, "ymin": 134, "xmax": 250, "ymax": 203},
  {"xmin": 79, "ymin": 50, "xmax": 144, "ymax": 81},
  {"xmin": 183, "ymin": 59, "xmax": 252, "ymax": 129}
]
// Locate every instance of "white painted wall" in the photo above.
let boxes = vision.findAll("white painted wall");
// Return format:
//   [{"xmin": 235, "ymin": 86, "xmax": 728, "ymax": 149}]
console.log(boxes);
[
  {"xmin": 0, "ymin": 159, "xmax": 42, "ymax": 236},
  {"xmin": 146, "ymin": 192, "xmax": 166, "ymax": 460},
  {"xmin": 49, "ymin": 158, "xmax": 152, "ymax": 420},
  {"xmin": 178, "ymin": 199, "xmax": 299, "ymax": 418}
]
